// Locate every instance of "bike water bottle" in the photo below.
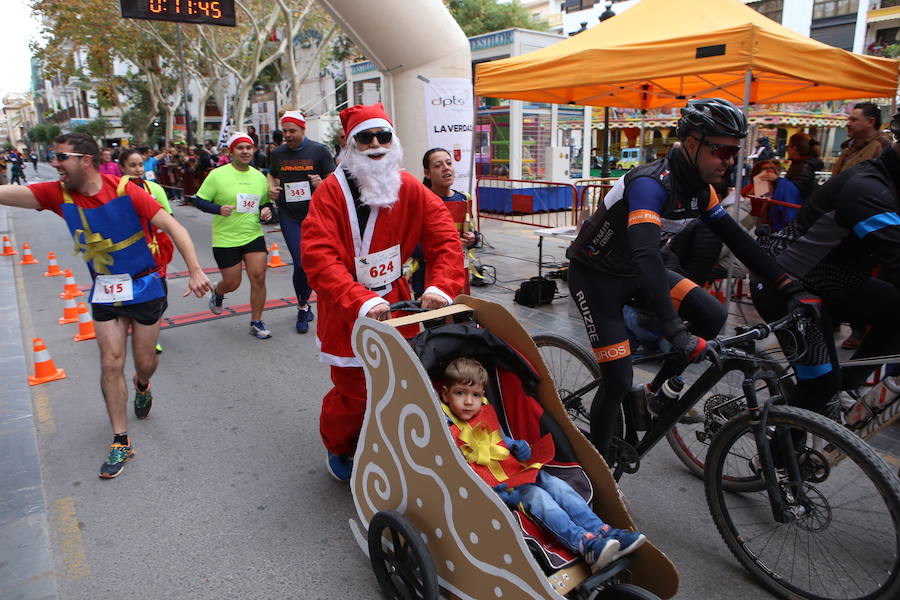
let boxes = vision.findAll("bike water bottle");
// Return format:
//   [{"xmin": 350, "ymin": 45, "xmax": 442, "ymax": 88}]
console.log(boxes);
[{"xmin": 648, "ymin": 376, "xmax": 685, "ymax": 417}]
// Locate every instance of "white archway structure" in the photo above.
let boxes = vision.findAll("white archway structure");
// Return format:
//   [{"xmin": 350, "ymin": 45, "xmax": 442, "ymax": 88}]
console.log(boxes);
[{"xmin": 319, "ymin": 0, "xmax": 472, "ymax": 174}]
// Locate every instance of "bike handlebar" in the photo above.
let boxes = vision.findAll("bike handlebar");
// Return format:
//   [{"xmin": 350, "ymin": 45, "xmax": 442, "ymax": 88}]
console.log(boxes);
[{"xmin": 708, "ymin": 310, "xmax": 802, "ymax": 354}]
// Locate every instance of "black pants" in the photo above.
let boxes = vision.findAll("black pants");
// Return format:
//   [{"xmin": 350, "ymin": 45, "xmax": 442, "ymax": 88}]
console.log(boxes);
[
  {"xmin": 569, "ymin": 264, "xmax": 726, "ymax": 457},
  {"xmin": 751, "ymin": 275, "xmax": 900, "ymax": 413}
]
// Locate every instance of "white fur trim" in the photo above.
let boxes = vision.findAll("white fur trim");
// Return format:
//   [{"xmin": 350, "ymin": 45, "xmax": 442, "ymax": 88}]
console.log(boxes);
[
  {"xmin": 422, "ymin": 286, "xmax": 453, "ymax": 305},
  {"xmin": 316, "ymin": 336, "xmax": 364, "ymax": 367},
  {"xmin": 358, "ymin": 296, "xmax": 389, "ymax": 319},
  {"xmin": 348, "ymin": 118, "xmax": 393, "ymax": 140}
]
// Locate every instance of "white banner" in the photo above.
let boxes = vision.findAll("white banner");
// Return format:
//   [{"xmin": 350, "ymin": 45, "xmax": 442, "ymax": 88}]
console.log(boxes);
[
  {"xmin": 217, "ymin": 96, "xmax": 230, "ymax": 149},
  {"xmin": 423, "ymin": 77, "xmax": 475, "ymax": 195}
]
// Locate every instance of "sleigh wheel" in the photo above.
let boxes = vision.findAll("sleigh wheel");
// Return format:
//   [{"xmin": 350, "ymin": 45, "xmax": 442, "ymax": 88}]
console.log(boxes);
[{"xmin": 368, "ymin": 510, "xmax": 439, "ymax": 600}]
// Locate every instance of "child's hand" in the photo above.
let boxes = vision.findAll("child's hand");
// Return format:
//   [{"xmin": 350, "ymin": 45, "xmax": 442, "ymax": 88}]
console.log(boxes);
[
  {"xmin": 492, "ymin": 483, "xmax": 522, "ymax": 507},
  {"xmin": 507, "ymin": 439, "xmax": 532, "ymax": 461}
]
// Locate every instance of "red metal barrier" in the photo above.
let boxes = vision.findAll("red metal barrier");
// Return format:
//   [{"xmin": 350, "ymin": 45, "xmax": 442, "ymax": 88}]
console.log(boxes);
[
  {"xmin": 746, "ymin": 195, "xmax": 801, "ymax": 229},
  {"xmin": 574, "ymin": 178, "xmax": 618, "ymax": 224},
  {"xmin": 475, "ymin": 177, "xmax": 579, "ymax": 228}
]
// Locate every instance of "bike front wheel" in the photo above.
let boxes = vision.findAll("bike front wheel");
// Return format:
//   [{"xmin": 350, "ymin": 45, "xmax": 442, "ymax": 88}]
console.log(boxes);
[
  {"xmin": 666, "ymin": 364, "xmax": 791, "ymax": 493},
  {"xmin": 705, "ymin": 405, "xmax": 900, "ymax": 600}
]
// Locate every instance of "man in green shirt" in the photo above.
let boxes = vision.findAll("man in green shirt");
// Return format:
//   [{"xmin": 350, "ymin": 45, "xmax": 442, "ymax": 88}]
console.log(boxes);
[{"xmin": 194, "ymin": 133, "xmax": 273, "ymax": 339}]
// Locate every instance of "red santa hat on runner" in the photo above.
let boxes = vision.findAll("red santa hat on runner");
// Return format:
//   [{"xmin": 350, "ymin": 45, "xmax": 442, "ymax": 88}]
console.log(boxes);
[
  {"xmin": 341, "ymin": 102, "xmax": 393, "ymax": 140},
  {"xmin": 225, "ymin": 132, "xmax": 254, "ymax": 153},
  {"xmin": 280, "ymin": 110, "xmax": 306, "ymax": 129}
]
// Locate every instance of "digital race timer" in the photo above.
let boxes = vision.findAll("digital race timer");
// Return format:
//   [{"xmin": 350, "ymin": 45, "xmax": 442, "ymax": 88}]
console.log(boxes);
[{"xmin": 120, "ymin": 0, "xmax": 236, "ymax": 27}]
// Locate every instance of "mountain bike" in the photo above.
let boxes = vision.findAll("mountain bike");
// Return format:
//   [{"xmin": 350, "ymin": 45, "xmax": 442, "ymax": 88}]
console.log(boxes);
[{"xmin": 535, "ymin": 313, "xmax": 900, "ymax": 600}]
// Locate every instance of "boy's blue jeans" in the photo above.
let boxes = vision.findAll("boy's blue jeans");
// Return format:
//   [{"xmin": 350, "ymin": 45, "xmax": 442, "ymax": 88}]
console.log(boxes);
[{"xmin": 512, "ymin": 470, "xmax": 606, "ymax": 553}]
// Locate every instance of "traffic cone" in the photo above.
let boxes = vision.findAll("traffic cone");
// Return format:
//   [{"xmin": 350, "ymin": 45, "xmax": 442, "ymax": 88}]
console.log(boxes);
[
  {"xmin": 59, "ymin": 268, "xmax": 84, "ymax": 299},
  {"xmin": 44, "ymin": 252, "xmax": 63, "ymax": 277},
  {"xmin": 27, "ymin": 338, "xmax": 66, "ymax": 386},
  {"xmin": 267, "ymin": 243, "xmax": 287, "ymax": 268},
  {"xmin": 1, "ymin": 235, "xmax": 17, "ymax": 256},
  {"xmin": 58, "ymin": 296, "xmax": 79, "ymax": 324},
  {"xmin": 73, "ymin": 302, "xmax": 96, "ymax": 342},
  {"xmin": 19, "ymin": 243, "xmax": 38, "ymax": 265}
]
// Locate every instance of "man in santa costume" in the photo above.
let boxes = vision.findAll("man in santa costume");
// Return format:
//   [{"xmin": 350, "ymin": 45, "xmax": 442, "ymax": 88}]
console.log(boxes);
[{"xmin": 302, "ymin": 102, "xmax": 467, "ymax": 481}]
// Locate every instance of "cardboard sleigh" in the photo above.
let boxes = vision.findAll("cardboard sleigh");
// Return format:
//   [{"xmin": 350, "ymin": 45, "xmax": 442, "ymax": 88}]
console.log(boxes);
[{"xmin": 348, "ymin": 295, "xmax": 679, "ymax": 599}]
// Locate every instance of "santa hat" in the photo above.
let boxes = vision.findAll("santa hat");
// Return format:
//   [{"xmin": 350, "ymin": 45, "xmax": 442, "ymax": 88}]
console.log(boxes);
[
  {"xmin": 225, "ymin": 132, "xmax": 254, "ymax": 153},
  {"xmin": 341, "ymin": 102, "xmax": 393, "ymax": 140},
  {"xmin": 280, "ymin": 111, "xmax": 306, "ymax": 129}
]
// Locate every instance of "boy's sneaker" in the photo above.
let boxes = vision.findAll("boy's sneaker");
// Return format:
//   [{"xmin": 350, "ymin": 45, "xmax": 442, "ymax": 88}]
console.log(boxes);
[
  {"xmin": 582, "ymin": 534, "xmax": 620, "ymax": 573},
  {"xmin": 250, "ymin": 321, "xmax": 272, "ymax": 339},
  {"xmin": 296, "ymin": 307, "xmax": 314, "ymax": 334},
  {"xmin": 133, "ymin": 376, "xmax": 153, "ymax": 419},
  {"xmin": 605, "ymin": 528, "xmax": 646, "ymax": 561},
  {"xmin": 326, "ymin": 452, "xmax": 353, "ymax": 482},
  {"xmin": 208, "ymin": 291, "xmax": 225, "ymax": 314},
  {"xmin": 99, "ymin": 439, "xmax": 134, "ymax": 479}
]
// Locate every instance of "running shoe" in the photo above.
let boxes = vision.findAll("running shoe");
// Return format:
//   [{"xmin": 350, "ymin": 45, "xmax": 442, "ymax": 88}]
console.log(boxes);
[
  {"xmin": 208, "ymin": 291, "xmax": 225, "ymax": 315},
  {"xmin": 155, "ymin": 342, "xmax": 163, "ymax": 354},
  {"xmin": 99, "ymin": 439, "xmax": 134, "ymax": 479},
  {"xmin": 326, "ymin": 452, "xmax": 353, "ymax": 482},
  {"xmin": 582, "ymin": 535, "xmax": 620, "ymax": 573},
  {"xmin": 296, "ymin": 307, "xmax": 314, "ymax": 334},
  {"xmin": 250, "ymin": 320, "xmax": 272, "ymax": 339},
  {"xmin": 133, "ymin": 376, "xmax": 153, "ymax": 419},
  {"xmin": 604, "ymin": 527, "xmax": 646, "ymax": 561}
]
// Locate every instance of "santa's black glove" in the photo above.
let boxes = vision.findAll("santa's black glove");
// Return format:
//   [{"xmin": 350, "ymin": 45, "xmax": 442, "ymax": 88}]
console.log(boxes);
[
  {"xmin": 780, "ymin": 278, "xmax": 822, "ymax": 320},
  {"xmin": 662, "ymin": 319, "xmax": 709, "ymax": 364}
]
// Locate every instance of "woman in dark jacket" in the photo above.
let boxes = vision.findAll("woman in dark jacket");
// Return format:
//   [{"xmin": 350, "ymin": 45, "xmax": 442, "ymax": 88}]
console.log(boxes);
[{"xmin": 785, "ymin": 132, "xmax": 824, "ymax": 201}]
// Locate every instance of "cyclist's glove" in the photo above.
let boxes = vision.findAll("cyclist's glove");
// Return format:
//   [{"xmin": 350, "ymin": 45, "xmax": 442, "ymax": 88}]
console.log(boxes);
[
  {"xmin": 780, "ymin": 278, "xmax": 822, "ymax": 320},
  {"xmin": 663, "ymin": 319, "xmax": 709, "ymax": 364}
]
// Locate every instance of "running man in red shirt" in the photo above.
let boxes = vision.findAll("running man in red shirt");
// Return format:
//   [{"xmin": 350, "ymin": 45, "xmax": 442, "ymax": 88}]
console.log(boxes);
[{"xmin": 0, "ymin": 133, "xmax": 212, "ymax": 479}]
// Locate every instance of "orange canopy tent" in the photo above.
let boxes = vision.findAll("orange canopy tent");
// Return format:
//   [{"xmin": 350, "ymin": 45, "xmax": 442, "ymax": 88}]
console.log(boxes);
[{"xmin": 475, "ymin": 0, "xmax": 898, "ymax": 109}]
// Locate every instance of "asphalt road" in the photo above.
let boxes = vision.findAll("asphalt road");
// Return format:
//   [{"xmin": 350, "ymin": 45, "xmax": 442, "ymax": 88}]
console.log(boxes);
[{"xmin": 3, "ymin": 163, "xmax": 775, "ymax": 599}]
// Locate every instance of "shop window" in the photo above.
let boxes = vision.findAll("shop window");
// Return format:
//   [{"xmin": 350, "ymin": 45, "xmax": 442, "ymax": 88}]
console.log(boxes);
[
  {"xmin": 747, "ymin": 0, "xmax": 784, "ymax": 22},
  {"xmin": 812, "ymin": 0, "xmax": 859, "ymax": 19}
]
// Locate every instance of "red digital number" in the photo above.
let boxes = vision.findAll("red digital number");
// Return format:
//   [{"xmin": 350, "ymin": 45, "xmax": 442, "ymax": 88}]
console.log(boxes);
[
  {"xmin": 149, "ymin": 0, "xmax": 166, "ymax": 13},
  {"xmin": 210, "ymin": 1, "xmax": 222, "ymax": 18}
]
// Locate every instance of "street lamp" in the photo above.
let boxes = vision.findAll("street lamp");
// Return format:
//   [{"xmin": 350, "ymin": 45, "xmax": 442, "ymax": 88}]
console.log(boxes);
[{"xmin": 599, "ymin": 3, "xmax": 615, "ymax": 178}]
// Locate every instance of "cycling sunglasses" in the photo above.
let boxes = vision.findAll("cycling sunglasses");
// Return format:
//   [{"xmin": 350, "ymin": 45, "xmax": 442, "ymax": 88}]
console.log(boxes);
[
  {"xmin": 702, "ymin": 141, "xmax": 741, "ymax": 161},
  {"xmin": 55, "ymin": 152, "xmax": 88, "ymax": 161},
  {"xmin": 355, "ymin": 130, "xmax": 393, "ymax": 145}
]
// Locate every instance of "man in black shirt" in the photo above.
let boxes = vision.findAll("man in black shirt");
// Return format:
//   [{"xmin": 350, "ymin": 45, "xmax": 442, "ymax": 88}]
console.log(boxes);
[
  {"xmin": 753, "ymin": 113, "xmax": 900, "ymax": 415},
  {"xmin": 267, "ymin": 110, "xmax": 336, "ymax": 333}
]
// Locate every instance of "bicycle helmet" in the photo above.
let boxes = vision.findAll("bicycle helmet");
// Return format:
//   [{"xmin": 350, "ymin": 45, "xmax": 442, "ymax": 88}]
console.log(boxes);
[{"xmin": 676, "ymin": 98, "xmax": 748, "ymax": 140}]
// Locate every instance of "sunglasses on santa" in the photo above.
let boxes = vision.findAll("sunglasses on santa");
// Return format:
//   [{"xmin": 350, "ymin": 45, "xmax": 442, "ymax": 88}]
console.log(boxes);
[
  {"xmin": 355, "ymin": 130, "xmax": 393, "ymax": 145},
  {"xmin": 693, "ymin": 137, "xmax": 741, "ymax": 161}
]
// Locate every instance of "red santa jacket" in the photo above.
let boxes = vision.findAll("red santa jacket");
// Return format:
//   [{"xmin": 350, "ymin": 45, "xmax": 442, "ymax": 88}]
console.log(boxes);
[{"xmin": 301, "ymin": 168, "xmax": 467, "ymax": 366}]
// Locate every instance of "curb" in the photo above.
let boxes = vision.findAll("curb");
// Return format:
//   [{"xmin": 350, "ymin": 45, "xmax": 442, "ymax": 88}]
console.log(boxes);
[{"xmin": 0, "ymin": 206, "xmax": 59, "ymax": 599}]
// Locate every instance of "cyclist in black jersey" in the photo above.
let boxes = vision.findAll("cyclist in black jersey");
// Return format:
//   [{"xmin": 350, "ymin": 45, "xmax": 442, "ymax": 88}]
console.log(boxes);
[
  {"xmin": 752, "ymin": 112, "xmax": 900, "ymax": 415},
  {"xmin": 567, "ymin": 98, "xmax": 820, "ymax": 459}
]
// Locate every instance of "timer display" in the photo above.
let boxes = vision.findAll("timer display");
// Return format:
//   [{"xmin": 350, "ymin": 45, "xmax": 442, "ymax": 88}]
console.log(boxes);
[{"xmin": 120, "ymin": 0, "xmax": 236, "ymax": 27}]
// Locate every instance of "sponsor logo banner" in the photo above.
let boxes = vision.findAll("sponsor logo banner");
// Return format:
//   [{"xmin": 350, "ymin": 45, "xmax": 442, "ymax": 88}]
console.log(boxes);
[{"xmin": 424, "ymin": 77, "xmax": 474, "ymax": 195}]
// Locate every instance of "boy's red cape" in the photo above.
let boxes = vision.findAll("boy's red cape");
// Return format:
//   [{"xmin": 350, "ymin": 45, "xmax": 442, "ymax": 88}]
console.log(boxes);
[{"xmin": 444, "ymin": 401, "xmax": 555, "ymax": 488}]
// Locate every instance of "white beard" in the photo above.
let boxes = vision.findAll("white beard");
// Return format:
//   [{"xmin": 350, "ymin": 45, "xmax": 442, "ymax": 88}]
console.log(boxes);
[{"xmin": 339, "ymin": 137, "xmax": 404, "ymax": 208}]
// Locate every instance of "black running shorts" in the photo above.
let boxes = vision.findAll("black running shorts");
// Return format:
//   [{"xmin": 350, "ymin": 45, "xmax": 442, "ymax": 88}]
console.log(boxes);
[{"xmin": 212, "ymin": 235, "xmax": 268, "ymax": 269}]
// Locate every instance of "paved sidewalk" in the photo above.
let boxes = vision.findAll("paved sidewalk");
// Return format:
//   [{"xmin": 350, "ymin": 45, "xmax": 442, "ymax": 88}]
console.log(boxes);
[{"xmin": 0, "ymin": 205, "xmax": 58, "ymax": 600}]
